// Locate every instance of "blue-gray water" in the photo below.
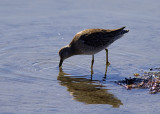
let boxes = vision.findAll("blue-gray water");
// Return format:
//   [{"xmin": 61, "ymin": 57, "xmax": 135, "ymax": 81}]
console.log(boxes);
[{"xmin": 0, "ymin": 0, "xmax": 160, "ymax": 113}]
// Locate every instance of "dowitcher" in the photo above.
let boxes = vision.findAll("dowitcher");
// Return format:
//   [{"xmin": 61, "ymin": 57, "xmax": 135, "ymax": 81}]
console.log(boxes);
[{"xmin": 59, "ymin": 27, "xmax": 129, "ymax": 69}]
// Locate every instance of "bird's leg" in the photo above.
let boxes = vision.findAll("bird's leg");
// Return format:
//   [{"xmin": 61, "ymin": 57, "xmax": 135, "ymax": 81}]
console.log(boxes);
[
  {"xmin": 104, "ymin": 63, "xmax": 109, "ymax": 79},
  {"xmin": 91, "ymin": 55, "xmax": 94, "ymax": 80},
  {"xmin": 104, "ymin": 49, "xmax": 110, "ymax": 79},
  {"xmin": 105, "ymin": 48, "xmax": 109, "ymax": 65}
]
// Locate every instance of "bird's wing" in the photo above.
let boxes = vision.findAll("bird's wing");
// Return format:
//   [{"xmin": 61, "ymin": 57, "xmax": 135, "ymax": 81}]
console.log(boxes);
[{"xmin": 79, "ymin": 31, "xmax": 112, "ymax": 47}]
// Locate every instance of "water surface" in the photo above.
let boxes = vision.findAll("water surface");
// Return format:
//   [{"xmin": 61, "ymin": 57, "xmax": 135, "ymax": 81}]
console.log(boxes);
[{"xmin": 0, "ymin": 0, "xmax": 160, "ymax": 113}]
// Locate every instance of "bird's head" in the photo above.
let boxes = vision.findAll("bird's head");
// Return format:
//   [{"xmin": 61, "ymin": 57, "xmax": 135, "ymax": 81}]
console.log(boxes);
[{"xmin": 59, "ymin": 45, "xmax": 72, "ymax": 67}]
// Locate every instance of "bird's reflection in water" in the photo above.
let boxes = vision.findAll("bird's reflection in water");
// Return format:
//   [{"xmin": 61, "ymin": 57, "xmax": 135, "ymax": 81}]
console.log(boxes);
[{"xmin": 58, "ymin": 68, "xmax": 123, "ymax": 108}]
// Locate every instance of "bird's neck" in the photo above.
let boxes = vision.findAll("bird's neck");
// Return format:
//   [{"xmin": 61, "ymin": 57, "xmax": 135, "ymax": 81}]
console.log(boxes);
[{"xmin": 65, "ymin": 45, "xmax": 75, "ymax": 57}]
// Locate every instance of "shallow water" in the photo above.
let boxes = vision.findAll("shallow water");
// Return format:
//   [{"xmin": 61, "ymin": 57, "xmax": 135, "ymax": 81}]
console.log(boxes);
[{"xmin": 0, "ymin": 0, "xmax": 160, "ymax": 113}]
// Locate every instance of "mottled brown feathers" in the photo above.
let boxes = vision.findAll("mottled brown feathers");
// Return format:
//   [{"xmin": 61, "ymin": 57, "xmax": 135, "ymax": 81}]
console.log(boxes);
[{"xmin": 70, "ymin": 27, "xmax": 129, "ymax": 47}]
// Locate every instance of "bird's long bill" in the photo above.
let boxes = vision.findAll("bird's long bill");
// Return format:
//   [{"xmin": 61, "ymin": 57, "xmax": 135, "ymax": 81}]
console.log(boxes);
[{"xmin": 59, "ymin": 59, "xmax": 63, "ymax": 67}]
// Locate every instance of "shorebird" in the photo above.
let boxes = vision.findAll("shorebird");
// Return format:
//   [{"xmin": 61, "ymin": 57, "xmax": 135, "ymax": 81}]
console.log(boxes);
[{"xmin": 59, "ymin": 27, "xmax": 129, "ymax": 70}]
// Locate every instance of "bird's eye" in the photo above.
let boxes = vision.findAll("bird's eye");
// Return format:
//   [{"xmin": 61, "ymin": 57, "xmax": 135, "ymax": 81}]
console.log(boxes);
[
  {"xmin": 61, "ymin": 53, "xmax": 63, "ymax": 57},
  {"xmin": 59, "ymin": 51, "xmax": 62, "ymax": 57},
  {"xmin": 60, "ymin": 51, "xmax": 64, "ymax": 57}
]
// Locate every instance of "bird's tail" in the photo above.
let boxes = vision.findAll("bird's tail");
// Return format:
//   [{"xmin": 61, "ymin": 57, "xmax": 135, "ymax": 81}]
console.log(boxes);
[
  {"xmin": 121, "ymin": 27, "xmax": 129, "ymax": 34},
  {"xmin": 111, "ymin": 26, "xmax": 129, "ymax": 35}
]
